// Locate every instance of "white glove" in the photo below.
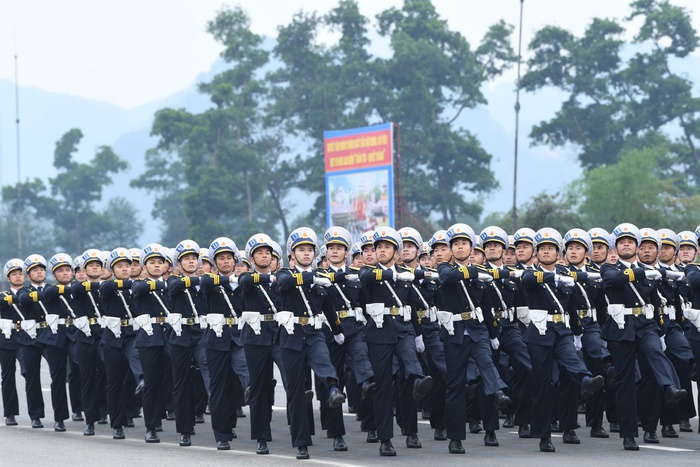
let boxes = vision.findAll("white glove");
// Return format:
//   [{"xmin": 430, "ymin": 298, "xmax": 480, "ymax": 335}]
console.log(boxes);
[
  {"xmin": 228, "ymin": 275, "xmax": 239, "ymax": 285},
  {"xmin": 313, "ymin": 276, "xmax": 332, "ymax": 287},
  {"xmin": 424, "ymin": 270, "xmax": 432, "ymax": 278},
  {"xmin": 269, "ymin": 275, "xmax": 277, "ymax": 283},
  {"xmin": 601, "ymin": 339, "xmax": 607, "ymax": 349},
  {"xmin": 573, "ymin": 334, "xmax": 583, "ymax": 351},
  {"xmin": 666, "ymin": 270, "xmax": 685, "ymax": 280},
  {"xmin": 556, "ymin": 274, "xmax": 574, "ymax": 287},
  {"xmin": 415, "ymin": 335, "xmax": 425, "ymax": 353},
  {"xmin": 397, "ymin": 271, "xmax": 415, "ymax": 282},
  {"xmin": 334, "ymin": 333, "xmax": 345, "ymax": 345},
  {"xmin": 645, "ymin": 269, "xmax": 662, "ymax": 281},
  {"xmin": 346, "ymin": 274, "xmax": 359, "ymax": 282},
  {"xmin": 660, "ymin": 335, "xmax": 667, "ymax": 352},
  {"xmin": 490, "ymin": 337, "xmax": 500, "ymax": 350},
  {"xmin": 511, "ymin": 270, "xmax": 524, "ymax": 278},
  {"xmin": 586, "ymin": 272, "xmax": 601, "ymax": 281},
  {"xmin": 477, "ymin": 273, "xmax": 493, "ymax": 283}
]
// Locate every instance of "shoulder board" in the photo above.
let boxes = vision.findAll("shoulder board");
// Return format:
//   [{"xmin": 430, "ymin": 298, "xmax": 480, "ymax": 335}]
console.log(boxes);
[
  {"xmin": 426, "ymin": 267, "xmax": 438, "ymax": 272},
  {"xmin": 348, "ymin": 266, "xmax": 361, "ymax": 272},
  {"xmin": 475, "ymin": 264, "xmax": 488, "ymax": 271}
]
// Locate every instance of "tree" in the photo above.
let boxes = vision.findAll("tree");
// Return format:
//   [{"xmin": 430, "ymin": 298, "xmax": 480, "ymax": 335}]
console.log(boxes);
[
  {"xmin": 140, "ymin": 6, "xmax": 293, "ymax": 244},
  {"xmin": 580, "ymin": 142, "xmax": 700, "ymax": 231},
  {"xmin": 269, "ymin": 0, "xmax": 515, "ymax": 227},
  {"xmin": 521, "ymin": 0, "xmax": 700, "ymax": 182},
  {"xmin": 2, "ymin": 130, "xmax": 140, "ymax": 256}
]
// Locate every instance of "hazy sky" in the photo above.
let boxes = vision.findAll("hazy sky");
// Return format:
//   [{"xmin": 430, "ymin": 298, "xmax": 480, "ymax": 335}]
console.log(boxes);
[{"xmin": 2, "ymin": 0, "xmax": 698, "ymax": 109}]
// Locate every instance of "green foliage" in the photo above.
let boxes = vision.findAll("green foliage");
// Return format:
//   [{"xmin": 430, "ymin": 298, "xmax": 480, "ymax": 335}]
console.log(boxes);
[
  {"xmin": 269, "ymin": 0, "xmax": 514, "ymax": 227},
  {"xmin": 140, "ymin": 5, "xmax": 297, "ymax": 245},
  {"xmin": 521, "ymin": 0, "xmax": 700, "ymax": 178},
  {"xmin": 2, "ymin": 129, "xmax": 141, "ymax": 257}
]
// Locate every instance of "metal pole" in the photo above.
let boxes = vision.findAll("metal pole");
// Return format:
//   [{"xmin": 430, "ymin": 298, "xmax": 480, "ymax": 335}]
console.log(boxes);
[
  {"xmin": 512, "ymin": 0, "xmax": 524, "ymax": 234},
  {"xmin": 14, "ymin": 51, "xmax": 23, "ymax": 256}
]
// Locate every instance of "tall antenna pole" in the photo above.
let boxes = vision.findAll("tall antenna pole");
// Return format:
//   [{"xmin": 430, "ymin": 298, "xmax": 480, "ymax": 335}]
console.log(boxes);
[
  {"xmin": 511, "ymin": 0, "xmax": 524, "ymax": 234},
  {"xmin": 14, "ymin": 50, "xmax": 23, "ymax": 256}
]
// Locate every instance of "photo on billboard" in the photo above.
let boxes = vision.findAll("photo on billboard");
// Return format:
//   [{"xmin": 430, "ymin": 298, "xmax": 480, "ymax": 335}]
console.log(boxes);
[{"xmin": 326, "ymin": 166, "xmax": 393, "ymax": 239}]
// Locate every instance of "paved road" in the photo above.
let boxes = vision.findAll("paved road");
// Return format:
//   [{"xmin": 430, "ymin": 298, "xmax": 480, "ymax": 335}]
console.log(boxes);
[{"xmin": 1, "ymin": 360, "xmax": 698, "ymax": 466}]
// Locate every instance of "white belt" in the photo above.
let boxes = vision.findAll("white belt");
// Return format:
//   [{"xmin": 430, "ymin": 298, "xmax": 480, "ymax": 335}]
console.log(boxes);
[{"xmin": 663, "ymin": 305, "xmax": 676, "ymax": 321}]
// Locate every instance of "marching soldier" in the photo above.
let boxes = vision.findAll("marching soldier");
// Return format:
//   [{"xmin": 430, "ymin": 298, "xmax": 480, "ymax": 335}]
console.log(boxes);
[
  {"xmin": 435, "ymin": 224, "xmax": 510, "ymax": 454},
  {"xmin": 651, "ymin": 229, "xmax": 696, "ymax": 438},
  {"xmin": 72, "ymin": 249, "xmax": 109, "ymax": 435},
  {"xmin": 399, "ymin": 227, "xmax": 447, "ymax": 443},
  {"xmin": 480, "ymin": 226, "xmax": 532, "ymax": 440},
  {"xmin": 40, "ymin": 253, "xmax": 77, "ymax": 432},
  {"xmin": 520, "ymin": 228, "xmax": 604, "ymax": 452},
  {"xmin": 17, "ymin": 255, "xmax": 50, "ymax": 429},
  {"xmin": 238, "ymin": 233, "xmax": 286, "ymax": 455},
  {"xmin": 562, "ymin": 229, "xmax": 611, "ymax": 439},
  {"xmin": 0, "ymin": 260, "xmax": 24, "ymax": 426},
  {"xmin": 200, "ymin": 238, "xmax": 247, "ymax": 450},
  {"xmin": 322, "ymin": 227, "xmax": 377, "ymax": 445},
  {"xmin": 276, "ymin": 227, "xmax": 346, "ymax": 460},
  {"xmin": 359, "ymin": 226, "xmax": 433, "ymax": 457},
  {"xmin": 168, "ymin": 240, "xmax": 208, "ymax": 447},
  {"xmin": 601, "ymin": 223, "xmax": 686, "ymax": 450},
  {"xmin": 99, "ymin": 248, "xmax": 135, "ymax": 440},
  {"xmin": 132, "ymin": 243, "xmax": 172, "ymax": 443}
]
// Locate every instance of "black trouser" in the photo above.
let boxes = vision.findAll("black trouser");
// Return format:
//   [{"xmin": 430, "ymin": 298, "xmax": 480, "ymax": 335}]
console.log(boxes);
[
  {"xmin": 66, "ymin": 340, "xmax": 82, "ymax": 415},
  {"xmin": 281, "ymin": 334, "xmax": 337, "ymax": 448},
  {"xmin": 20, "ymin": 344, "xmax": 45, "ymax": 419},
  {"xmin": 318, "ymin": 340, "xmax": 346, "ymax": 438},
  {"xmin": 607, "ymin": 333, "xmax": 680, "ymax": 438},
  {"xmin": 138, "ymin": 346, "xmax": 168, "ymax": 431},
  {"xmin": 42, "ymin": 345, "xmax": 69, "ymax": 422},
  {"xmin": 243, "ymin": 344, "xmax": 278, "ymax": 440},
  {"xmin": 527, "ymin": 336, "xmax": 589, "ymax": 439},
  {"xmin": 103, "ymin": 344, "xmax": 129, "ymax": 428},
  {"xmin": 170, "ymin": 343, "xmax": 196, "ymax": 435},
  {"xmin": 445, "ymin": 337, "xmax": 504, "ymax": 441},
  {"xmin": 76, "ymin": 340, "xmax": 104, "ymax": 425},
  {"xmin": 207, "ymin": 347, "xmax": 238, "ymax": 443},
  {"xmin": 660, "ymin": 330, "xmax": 696, "ymax": 425},
  {"xmin": 0, "ymin": 347, "xmax": 19, "ymax": 417},
  {"xmin": 367, "ymin": 335, "xmax": 423, "ymax": 442},
  {"xmin": 422, "ymin": 328, "xmax": 447, "ymax": 430}
]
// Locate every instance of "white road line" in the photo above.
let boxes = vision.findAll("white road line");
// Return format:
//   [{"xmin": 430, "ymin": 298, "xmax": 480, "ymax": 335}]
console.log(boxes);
[
  {"xmin": 639, "ymin": 445, "xmax": 694, "ymax": 452},
  {"xmin": 508, "ymin": 431, "xmax": 562, "ymax": 437},
  {"xmin": 0, "ymin": 425, "xmax": 366, "ymax": 466}
]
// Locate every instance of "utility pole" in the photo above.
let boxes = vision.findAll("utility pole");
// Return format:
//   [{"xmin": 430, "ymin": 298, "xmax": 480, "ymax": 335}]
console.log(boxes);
[{"xmin": 512, "ymin": 0, "xmax": 525, "ymax": 234}]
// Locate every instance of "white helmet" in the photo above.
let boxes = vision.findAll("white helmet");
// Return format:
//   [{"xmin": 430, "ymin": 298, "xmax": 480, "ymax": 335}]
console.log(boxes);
[
  {"xmin": 142, "ymin": 243, "xmax": 168, "ymax": 263},
  {"xmin": 209, "ymin": 237, "xmax": 239, "ymax": 262},
  {"xmin": 480, "ymin": 226, "xmax": 509, "ymax": 248},
  {"xmin": 639, "ymin": 227, "xmax": 661, "ymax": 249},
  {"xmin": 587, "ymin": 228, "xmax": 611, "ymax": 247},
  {"xmin": 175, "ymin": 240, "xmax": 201, "ymax": 263},
  {"xmin": 446, "ymin": 223, "xmax": 476, "ymax": 246},
  {"xmin": 678, "ymin": 231, "xmax": 698, "ymax": 250},
  {"xmin": 372, "ymin": 226, "xmax": 403, "ymax": 252},
  {"xmin": 534, "ymin": 228, "xmax": 563, "ymax": 250},
  {"xmin": 657, "ymin": 228, "xmax": 678, "ymax": 251},
  {"xmin": 563, "ymin": 228, "xmax": 592, "ymax": 253},
  {"xmin": 80, "ymin": 249, "xmax": 104, "ymax": 268},
  {"xmin": 398, "ymin": 227, "xmax": 423, "ymax": 248},
  {"xmin": 107, "ymin": 248, "xmax": 132, "ymax": 271},
  {"xmin": 245, "ymin": 233, "xmax": 275, "ymax": 259},
  {"xmin": 24, "ymin": 254, "xmax": 48, "ymax": 274},
  {"xmin": 612, "ymin": 223, "xmax": 641, "ymax": 245},
  {"xmin": 48, "ymin": 253, "xmax": 73, "ymax": 272},
  {"xmin": 324, "ymin": 226, "xmax": 352, "ymax": 249},
  {"xmin": 287, "ymin": 227, "xmax": 318, "ymax": 255},
  {"xmin": 428, "ymin": 230, "xmax": 449, "ymax": 250},
  {"xmin": 513, "ymin": 227, "xmax": 536, "ymax": 246},
  {"xmin": 4, "ymin": 258, "xmax": 24, "ymax": 277}
]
